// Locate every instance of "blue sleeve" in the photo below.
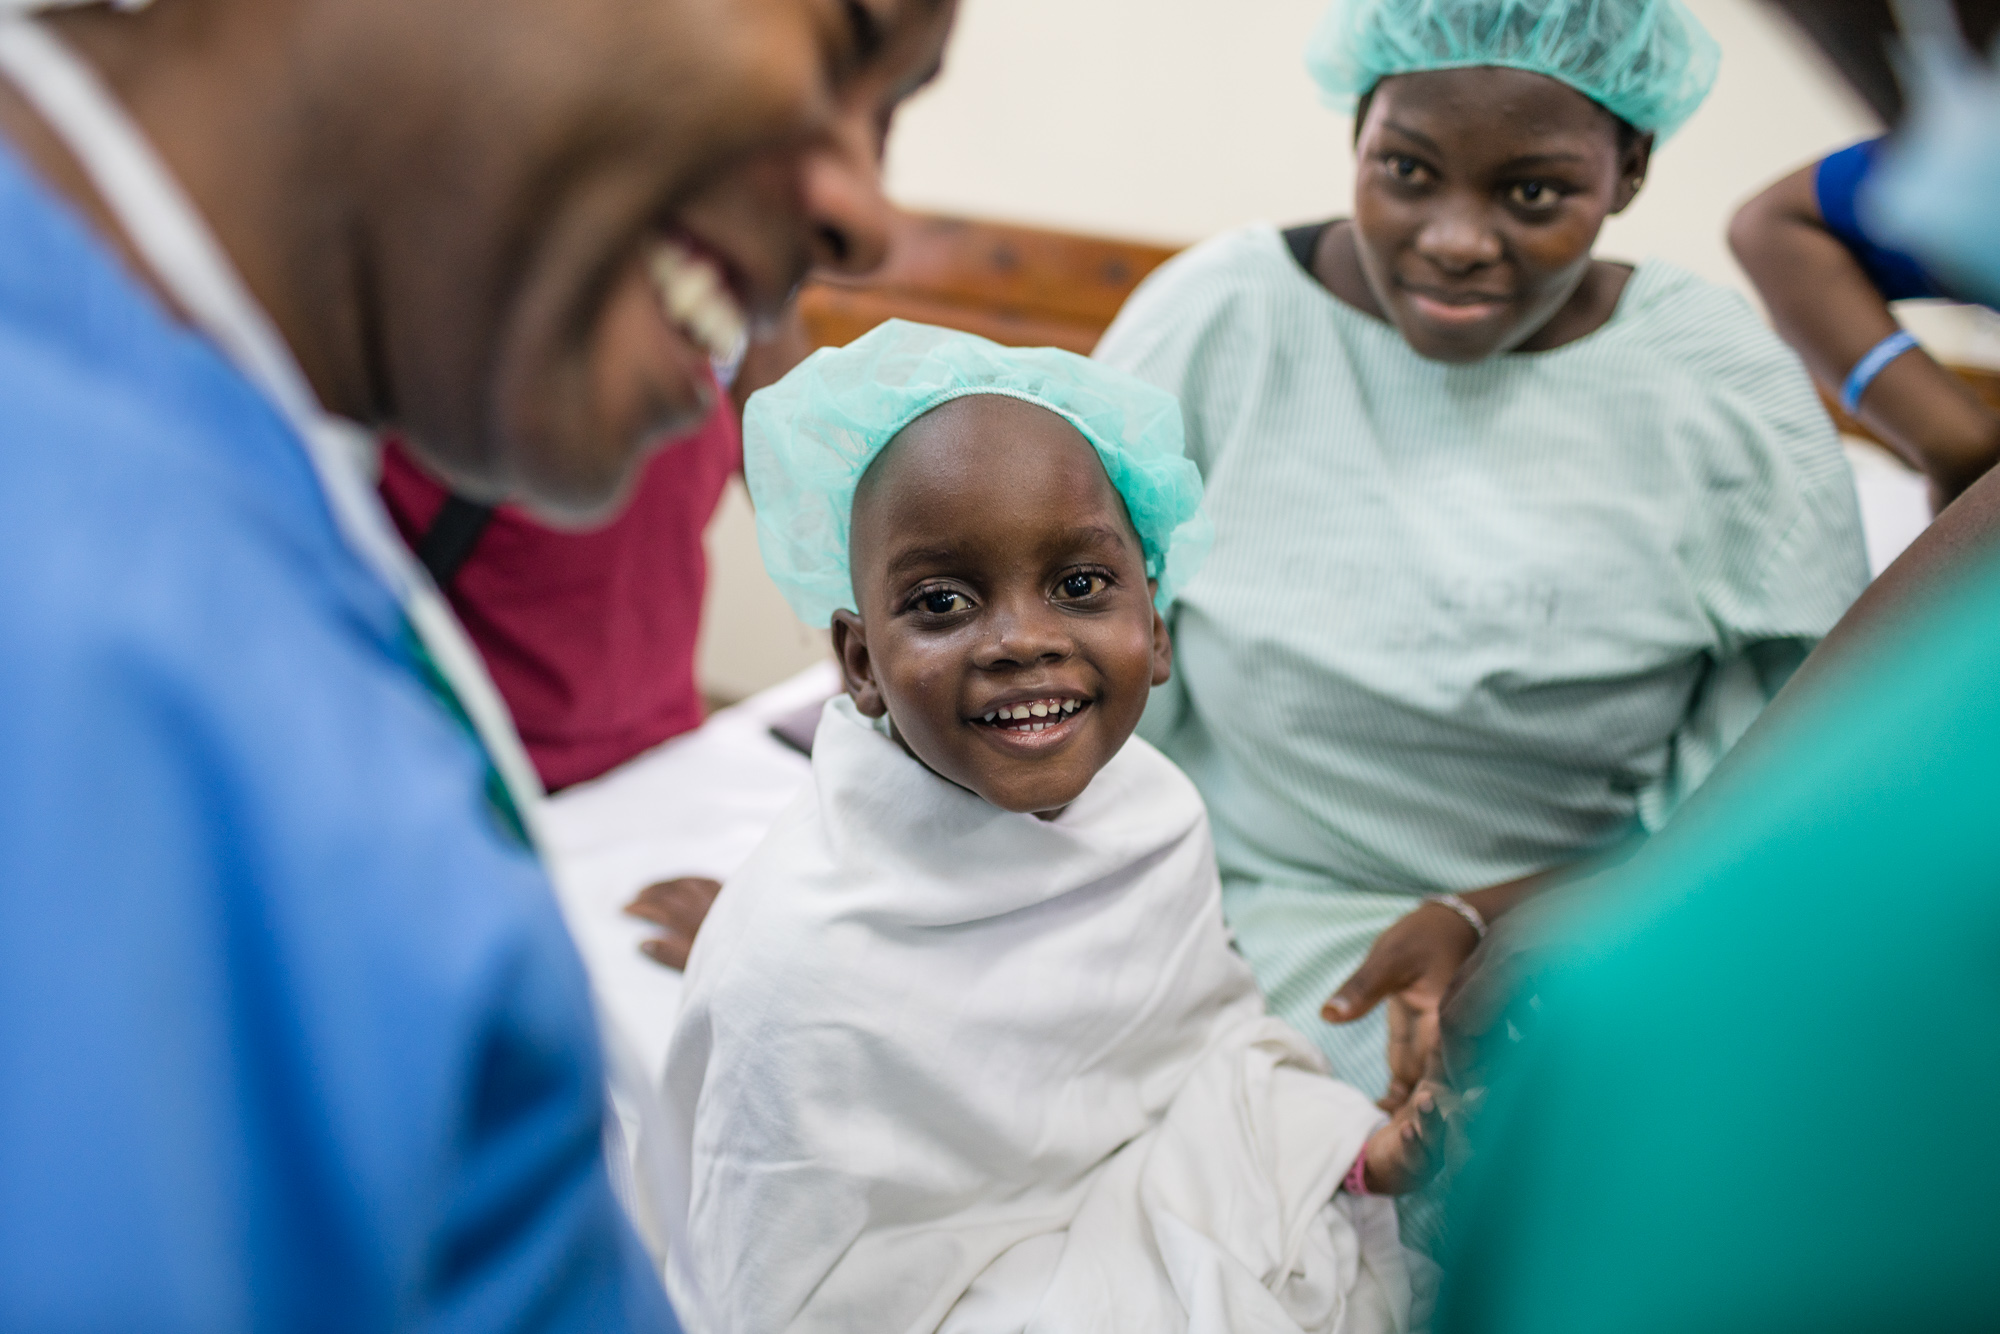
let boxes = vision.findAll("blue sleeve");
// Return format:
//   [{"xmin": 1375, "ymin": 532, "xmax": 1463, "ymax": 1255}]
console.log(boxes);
[
  {"xmin": 1814, "ymin": 138, "xmax": 1954, "ymax": 302},
  {"xmin": 0, "ymin": 373, "xmax": 679, "ymax": 1332}
]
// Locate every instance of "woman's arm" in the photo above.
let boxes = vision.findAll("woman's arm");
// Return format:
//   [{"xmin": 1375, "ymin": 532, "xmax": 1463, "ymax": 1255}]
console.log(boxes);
[{"xmin": 1730, "ymin": 163, "xmax": 2000, "ymax": 507}]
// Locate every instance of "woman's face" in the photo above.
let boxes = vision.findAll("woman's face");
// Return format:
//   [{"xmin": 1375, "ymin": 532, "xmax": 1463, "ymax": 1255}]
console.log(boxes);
[{"xmin": 1350, "ymin": 67, "xmax": 1650, "ymax": 363}]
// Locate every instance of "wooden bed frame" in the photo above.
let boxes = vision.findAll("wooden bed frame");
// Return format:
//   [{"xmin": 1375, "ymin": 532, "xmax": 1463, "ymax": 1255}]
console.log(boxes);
[
  {"xmin": 798, "ymin": 211, "xmax": 1179, "ymax": 355},
  {"xmin": 799, "ymin": 209, "xmax": 1995, "ymax": 467}
]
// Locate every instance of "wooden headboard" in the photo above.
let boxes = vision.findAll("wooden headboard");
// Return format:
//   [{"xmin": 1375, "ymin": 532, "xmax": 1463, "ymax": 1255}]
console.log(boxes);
[
  {"xmin": 796, "ymin": 212, "xmax": 1181, "ymax": 355},
  {"xmin": 794, "ymin": 210, "xmax": 1998, "ymax": 472}
]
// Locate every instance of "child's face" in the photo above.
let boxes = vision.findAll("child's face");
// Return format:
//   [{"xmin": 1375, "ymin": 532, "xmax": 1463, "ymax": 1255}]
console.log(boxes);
[
  {"xmin": 1351, "ymin": 66, "xmax": 1651, "ymax": 363},
  {"xmin": 833, "ymin": 394, "xmax": 1172, "ymax": 817}
]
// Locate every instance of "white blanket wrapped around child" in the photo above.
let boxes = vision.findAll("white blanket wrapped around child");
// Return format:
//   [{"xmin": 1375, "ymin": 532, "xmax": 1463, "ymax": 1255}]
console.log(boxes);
[{"xmin": 658, "ymin": 697, "xmax": 1417, "ymax": 1334}]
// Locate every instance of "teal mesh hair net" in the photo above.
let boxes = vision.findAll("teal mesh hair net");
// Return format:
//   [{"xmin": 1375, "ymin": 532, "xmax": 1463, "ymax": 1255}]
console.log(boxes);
[
  {"xmin": 1307, "ymin": 0, "xmax": 1720, "ymax": 141},
  {"xmin": 743, "ymin": 319, "xmax": 1212, "ymax": 628}
]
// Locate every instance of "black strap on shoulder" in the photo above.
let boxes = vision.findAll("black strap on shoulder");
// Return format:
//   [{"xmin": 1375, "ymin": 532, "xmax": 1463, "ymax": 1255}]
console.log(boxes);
[
  {"xmin": 414, "ymin": 494, "xmax": 497, "ymax": 591},
  {"xmin": 1282, "ymin": 220, "xmax": 1336, "ymax": 275}
]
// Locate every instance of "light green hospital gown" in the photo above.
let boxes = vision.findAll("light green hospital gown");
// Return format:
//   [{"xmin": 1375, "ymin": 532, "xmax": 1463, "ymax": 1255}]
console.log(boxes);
[{"xmin": 1095, "ymin": 225, "xmax": 1869, "ymax": 1098}]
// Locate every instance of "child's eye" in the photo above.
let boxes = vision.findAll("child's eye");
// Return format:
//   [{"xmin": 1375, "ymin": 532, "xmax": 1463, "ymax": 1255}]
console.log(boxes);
[
  {"xmin": 1508, "ymin": 180, "xmax": 1562, "ymax": 211},
  {"xmin": 1055, "ymin": 571, "xmax": 1109, "ymax": 601},
  {"xmin": 913, "ymin": 587, "xmax": 972, "ymax": 616}
]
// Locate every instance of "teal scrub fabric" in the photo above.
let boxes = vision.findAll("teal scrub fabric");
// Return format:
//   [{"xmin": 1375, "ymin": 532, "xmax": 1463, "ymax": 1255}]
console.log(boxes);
[
  {"xmin": 1095, "ymin": 225, "xmax": 1868, "ymax": 1095},
  {"xmin": 1440, "ymin": 550, "xmax": 2000, "ymax": 1331}
]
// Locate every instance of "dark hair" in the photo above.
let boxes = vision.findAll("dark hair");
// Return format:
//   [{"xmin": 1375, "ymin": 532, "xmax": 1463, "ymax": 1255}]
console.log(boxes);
[{"xmin": 1351, "ymin": 82, "xmax": 1643, "ymax": 152}]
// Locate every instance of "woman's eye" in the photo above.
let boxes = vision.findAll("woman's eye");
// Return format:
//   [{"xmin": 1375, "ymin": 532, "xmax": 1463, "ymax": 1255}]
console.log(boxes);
[
  {"xmin": 1056, "ymin": 572, "xmax": 1108, "ymax": 600},
  {"xmin": 915, "ymin": 589, "xmax": 971, "ymax": 615},
  {"xmin": 1386, "ymin": 155, "xmax": 1424, "ymax": 182}
]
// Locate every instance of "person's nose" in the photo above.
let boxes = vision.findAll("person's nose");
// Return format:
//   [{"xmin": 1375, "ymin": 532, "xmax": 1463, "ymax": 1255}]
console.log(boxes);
[
  {"xmin": 800, "ymin": 109, "xmax": 894, "ymax": 277},
  {"xmin": 1414, "ymin": 196, "xmax": 1502, "ymax": 277},
  {"xmin": 973, "ymin": 593, "xmax": 1074, "ymax": 670}
]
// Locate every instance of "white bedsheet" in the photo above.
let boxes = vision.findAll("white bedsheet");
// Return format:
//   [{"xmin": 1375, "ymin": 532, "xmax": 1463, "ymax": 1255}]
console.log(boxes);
[
  {"xmin": 659, "ymin": 697, "xmax": 1411, "ymax": 1334},
  {"xmin": 543, "ymin": 661, "xmax": 838, "ymax": 1086}
]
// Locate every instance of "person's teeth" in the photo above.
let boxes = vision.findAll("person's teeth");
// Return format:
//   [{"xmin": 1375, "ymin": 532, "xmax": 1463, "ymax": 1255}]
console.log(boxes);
[
  {"xmin": 1010, "ymin": 705, "xmax": 1030, "ymax": 719},
  {"xmin": 648, "ymin": 238, "xmax": 748, "ymax": 362},
  {"xmin": 1061, "ymin": 700, "xmax": 1078, "ymax": 713},
  {"xmin": 1030, "ymin": 703, "xmax": 1050, "ymax": 717},
  {"xmin": 983, "ymin": 712, "xmax": 996, "ymax": 722}
]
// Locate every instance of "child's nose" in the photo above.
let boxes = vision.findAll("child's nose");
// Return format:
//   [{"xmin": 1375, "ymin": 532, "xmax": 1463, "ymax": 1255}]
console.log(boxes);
[{"xmin": 976, "ymin": 597, "xmax": 1074, "ymax": 668}]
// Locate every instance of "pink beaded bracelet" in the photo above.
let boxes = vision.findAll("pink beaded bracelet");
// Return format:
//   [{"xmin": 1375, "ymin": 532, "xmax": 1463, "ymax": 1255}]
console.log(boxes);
[{"xmin": 1343, "ymin": 1149, "xmax": 1371, "ymax": 1197}]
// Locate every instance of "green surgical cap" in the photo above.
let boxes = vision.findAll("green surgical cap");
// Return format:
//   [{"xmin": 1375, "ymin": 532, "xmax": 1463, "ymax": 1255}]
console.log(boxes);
[
  {"xmin": 1307, "ymin": 0, "xmax": 1720, "ymax": 141},
  {"xmin": 743, "ymin": 319, "xmax": 1212, "ymax": 628}
]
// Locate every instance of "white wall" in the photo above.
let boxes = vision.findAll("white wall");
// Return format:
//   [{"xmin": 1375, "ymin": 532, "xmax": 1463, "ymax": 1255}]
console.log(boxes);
[
  {"xmin": 885, "ymin": 0, "xmax": 1879, "ymax": 284},
  {"xmin": 696, "ymin": 0, "xmax": 1892, "ymax": 703}
]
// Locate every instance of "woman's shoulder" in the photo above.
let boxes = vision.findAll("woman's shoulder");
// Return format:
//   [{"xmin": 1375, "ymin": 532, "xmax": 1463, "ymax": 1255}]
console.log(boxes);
[
  {"xmin": 1606, "ymin": 262, "xmax": 1836, "ymax": 453},
  {"xmin": 1607, "ymin": 263, "xmax": 1866, "ymax": 615},
  {"xmin": 1613, "ymin": 261, "xmax": 1809, "ymax": 380},
  {"xmin": 1134, "ymin": 223, "xmax": 1299, "ymax": 298},
  {"xmin": 1097, "ymin": 224, "xmax": 1309, "ymax": 365}
]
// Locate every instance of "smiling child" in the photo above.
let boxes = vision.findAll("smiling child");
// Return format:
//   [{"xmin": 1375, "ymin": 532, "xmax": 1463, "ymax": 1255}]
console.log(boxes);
[{"xmin": 658, "ymin": 321, "xmax": 1440, "ymax": 1334}]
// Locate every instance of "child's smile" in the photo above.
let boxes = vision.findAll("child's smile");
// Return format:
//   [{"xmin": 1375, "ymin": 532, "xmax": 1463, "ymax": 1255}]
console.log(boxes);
[
  {"xmin": 832, "ymin": 394, "xmax": 1173, "ymax": 817},
  {"xmin": 975, "ymin": 693, "xmax": 1089, "ymax": 733},
  {"xmin": 970, "ymin": 692, "xmax": 1095, "ymax": 759}
]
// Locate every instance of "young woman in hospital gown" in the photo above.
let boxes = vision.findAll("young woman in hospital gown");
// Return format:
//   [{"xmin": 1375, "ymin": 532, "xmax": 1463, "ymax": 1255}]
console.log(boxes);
[{"xmin": 1093, "ymin": 0, "xmax": 1870, "ymax": 1107}]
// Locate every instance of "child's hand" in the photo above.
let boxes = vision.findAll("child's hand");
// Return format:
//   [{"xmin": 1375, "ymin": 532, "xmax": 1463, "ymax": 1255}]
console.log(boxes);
[
  {"xmin": 1360, "ymin": 1079, "xmax": 1450, "ymax": 1196},
  {"xmin": 624, "ymin": 877, "xmax": 722, "ymax": 970}
]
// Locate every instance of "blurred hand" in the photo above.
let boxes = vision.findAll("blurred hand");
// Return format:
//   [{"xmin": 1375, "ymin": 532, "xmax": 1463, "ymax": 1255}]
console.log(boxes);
[
  {"xmin": 1439, "ymin": 907, "xmax": 1552, "ymax": 1092},
  {"xmin": 1322, "ymin": 900, "xmax": 1482, "ymax": 1112},
  {"xmin": 623, "ymin": 877, "xmax": 722, "ymax": 970}
]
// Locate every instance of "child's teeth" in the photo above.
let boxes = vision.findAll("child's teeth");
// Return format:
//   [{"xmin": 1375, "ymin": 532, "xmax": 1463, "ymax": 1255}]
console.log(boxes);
[{"xmin": 981, "ymin": 698, "xmax": 1087, "ymax": 728}]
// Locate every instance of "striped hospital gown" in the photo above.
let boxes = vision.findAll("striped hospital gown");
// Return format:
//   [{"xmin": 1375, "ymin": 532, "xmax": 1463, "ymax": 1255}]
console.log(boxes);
[{"xmin": 1096, "ymin": 224, "xmax": 1869, "ymax": 1097}]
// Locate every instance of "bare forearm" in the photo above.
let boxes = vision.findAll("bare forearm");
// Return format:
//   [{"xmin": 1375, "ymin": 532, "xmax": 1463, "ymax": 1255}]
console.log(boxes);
[
  {"xmin": 1459, "ymin": 869, "xmax": 1552, "ymax": 925},
  {"xmin": 1780, "ymin": 464, "xmax": 2000, "ymax": 701},
  {"xmin": 1731, "ymin": 167, "xmax": 2000, "ymax": 501}
]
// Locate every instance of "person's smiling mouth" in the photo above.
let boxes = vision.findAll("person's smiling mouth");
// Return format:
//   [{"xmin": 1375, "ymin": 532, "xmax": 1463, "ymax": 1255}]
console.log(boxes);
[
  {"xmin": 970, "ymin": 693, "xmax": 1094, "ymax": 747},
  {"xmin": 648, "ymin": 231, "xmax": 750, "ymax": 365}
]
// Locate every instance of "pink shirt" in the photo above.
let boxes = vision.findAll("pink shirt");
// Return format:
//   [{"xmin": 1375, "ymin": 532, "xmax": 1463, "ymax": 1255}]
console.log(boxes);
[{"xmin": 379, "ymin": 408, "xmax": 741, "ymax": 791}]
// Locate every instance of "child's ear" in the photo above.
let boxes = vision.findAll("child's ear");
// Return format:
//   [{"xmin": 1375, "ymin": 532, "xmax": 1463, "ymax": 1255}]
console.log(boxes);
[
  {"xmin": 1146, "ymin": 585, "xmax": 1173, "ymax": 688},
  {"xmin": 830, "ymin": 609, "xmax": 888, "ymax": 717}
]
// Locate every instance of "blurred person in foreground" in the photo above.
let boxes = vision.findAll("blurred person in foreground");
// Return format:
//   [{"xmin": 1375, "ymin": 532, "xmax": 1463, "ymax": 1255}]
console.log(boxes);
[
  {"xmin": 1439, "ymin": 2, "xmax": 2000, "ymax": 1329},
  {"xmin": 0, "ymin": 0, "xmax": 955, "ymax": 1329},
  {"xmin": 376, "ymin": 311, "xmax": 814, "ymax": 801}
]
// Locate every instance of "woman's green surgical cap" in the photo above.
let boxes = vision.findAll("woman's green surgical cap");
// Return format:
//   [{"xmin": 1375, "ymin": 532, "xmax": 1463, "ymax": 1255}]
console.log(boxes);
[
  {"xmin": 1307, "ymin": 0, "xmax": 1720, "ymax": 141},
  {"xmin": 743, "ymin": 319, "xmax": 1213, "ymax": 628}
]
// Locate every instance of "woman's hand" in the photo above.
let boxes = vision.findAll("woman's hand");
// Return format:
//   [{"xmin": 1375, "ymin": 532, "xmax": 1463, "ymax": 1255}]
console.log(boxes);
[
  {"xmin": 1323, "ymin": 870, "xmax": 1553, "ymax": 1110},
  {"xmin": 1322, "ymin": 901, "xmax": 1482, "ymax": 1112}
]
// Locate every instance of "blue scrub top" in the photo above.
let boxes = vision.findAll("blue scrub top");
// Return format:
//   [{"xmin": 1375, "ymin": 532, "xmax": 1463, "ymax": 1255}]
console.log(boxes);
[
  {"xmin": 0, "ymin": 142, "xmax": 678, "ymax": 1331},
  {"xmin": 1815, "ymin": 137, "xmax": 1959, "ymax": 304}
]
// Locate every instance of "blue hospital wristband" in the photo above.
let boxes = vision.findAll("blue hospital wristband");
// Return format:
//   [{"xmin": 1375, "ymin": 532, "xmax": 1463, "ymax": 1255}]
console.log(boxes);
[{"xmin": 1840, "ymin": 329, "xmax": 1921, "ymax": 414}]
